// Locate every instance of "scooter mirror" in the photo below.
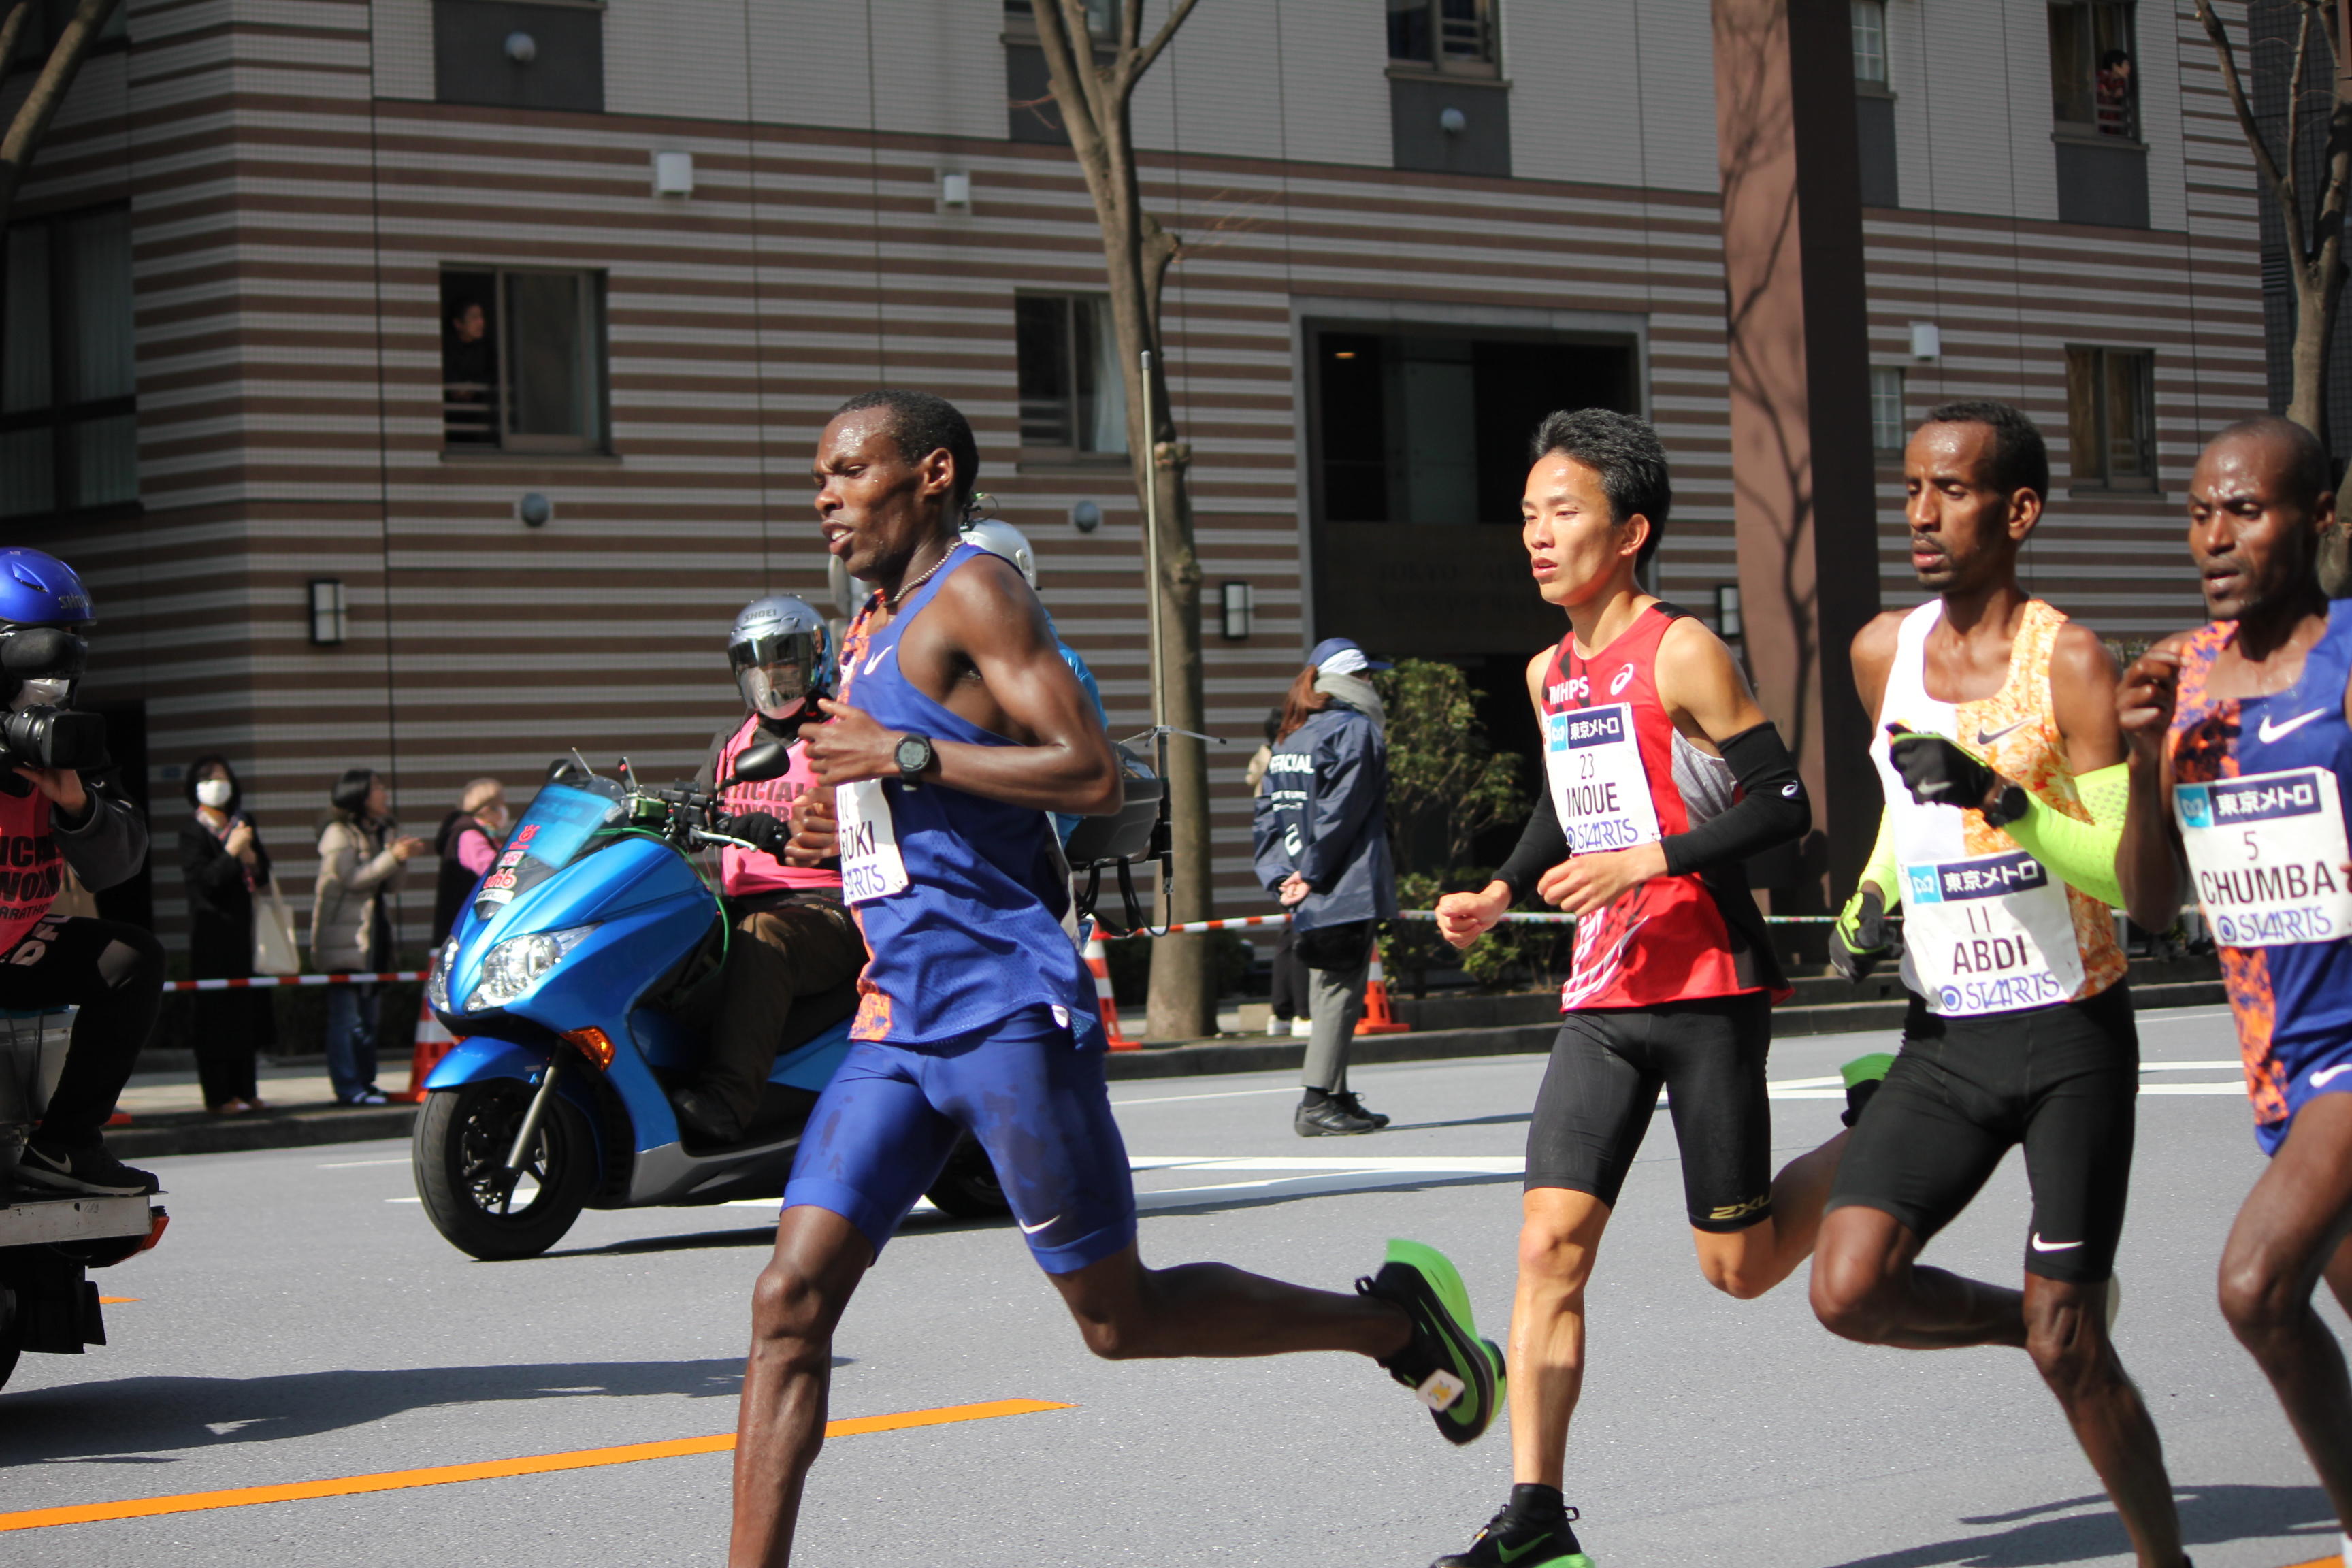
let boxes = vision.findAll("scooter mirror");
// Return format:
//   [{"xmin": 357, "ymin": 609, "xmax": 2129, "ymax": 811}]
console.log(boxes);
[{"xmin": 728, "ymin": 739, "xmax": 791, "ymax": 785}]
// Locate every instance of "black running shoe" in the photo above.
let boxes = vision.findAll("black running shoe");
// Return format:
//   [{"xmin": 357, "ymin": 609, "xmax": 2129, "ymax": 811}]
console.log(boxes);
[
  {"xmin": 1331, "ymin": 1090, "xmax": 1390, "ymax": 1128},
  {"xmin": 1433, "ymin": 1503, "xmax": 1592, "ymax": 1567},
  {"xmin": 17, "ymin": 1141, "xmax": 159, "ymax": 1197},
  {"xmin": 1357, "ymin": 1239, "xmax": 1503, "ymax": 1445},
  {"xmin": 1296, "ymin": 1097, "xmax": 1376, "ymax": 1137}
]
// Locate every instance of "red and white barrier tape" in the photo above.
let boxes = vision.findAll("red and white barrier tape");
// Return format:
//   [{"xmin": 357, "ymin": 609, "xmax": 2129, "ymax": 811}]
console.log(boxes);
[
  {"xmin": 166, "ymin": 970, "xmax": 428, "ymax": 994},
  {"xmin": 1122, "ymin": 911, "xmax": 1835, "ymax": 936}
]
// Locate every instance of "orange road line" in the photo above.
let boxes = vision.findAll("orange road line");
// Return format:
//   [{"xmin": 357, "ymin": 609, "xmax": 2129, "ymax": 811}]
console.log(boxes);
[
  {"xmin": 0, "ymin": 1397, "xmax": 1071, "ymax": 1532},
  {"xmin": 97, "ymin": 1297, "xmax": 137, "ymax": 1305},
  {"xmin": 2282, "ymin": 1559, "xmax": 2340, "ymax": 1567}
]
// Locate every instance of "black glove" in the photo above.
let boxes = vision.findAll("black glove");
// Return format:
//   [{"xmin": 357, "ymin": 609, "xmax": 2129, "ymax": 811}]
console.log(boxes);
[
  {"xmin": 1886, "ymin": 727, "xmax": 1995, "ymax": 813},
  {"xmin": 725, "ymin": 811, "xmax": 785, "ymax": 857},
  {"xmin": 1831, "ymin": 884, "xmax": 1899, "ymax": 983}
]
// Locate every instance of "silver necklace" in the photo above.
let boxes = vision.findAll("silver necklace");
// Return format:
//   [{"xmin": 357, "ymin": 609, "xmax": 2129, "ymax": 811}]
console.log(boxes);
[{"xmin": 883, "ymin": 544, "xmax": 953, "ymax": 612}]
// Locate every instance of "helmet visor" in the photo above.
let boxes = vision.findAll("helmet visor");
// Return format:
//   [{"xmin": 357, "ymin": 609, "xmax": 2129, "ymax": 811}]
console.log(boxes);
[{"xmin": 730, "ymin": 629, "xmax": 823, "ymax": 721}]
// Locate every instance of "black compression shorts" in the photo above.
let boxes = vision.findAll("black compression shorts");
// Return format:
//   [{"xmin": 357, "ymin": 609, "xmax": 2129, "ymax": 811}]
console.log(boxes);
[
  {"xmin": 1826, "ymin": 981, "xmax": 2138, "ymax": 1284},
  {"xmin": 1525, "ymin": 992, "xmax": 1774, "ymax": 1232}
]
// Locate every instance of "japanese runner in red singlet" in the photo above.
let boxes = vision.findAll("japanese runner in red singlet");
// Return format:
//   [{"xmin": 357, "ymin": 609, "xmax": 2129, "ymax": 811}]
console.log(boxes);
[
  {"xmin": 2117, "ymin": 417, "xmax": 2352, "ymax": 1565},
  {"xmin": 1428, "ymin": 410, "xmax": 1839, "ymax": 1568},
  {"xmin": 729, "ymin": 392, "xmax": 1507, "ymax": 1568},
  {"xmin": 1816, "ymin": 402, "xmax": 2186, "ymax": 1568}
]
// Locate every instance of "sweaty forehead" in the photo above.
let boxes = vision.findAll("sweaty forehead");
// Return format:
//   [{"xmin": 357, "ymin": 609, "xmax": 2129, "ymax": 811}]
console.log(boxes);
[
  {"xmin": 2191, "ymin": 431, "xmax": 2296, "ymax": 500},
  {"xmin": 815, "ymin": 410, "xmax": 900, "ymax": 467},
  {"xmin": 1906, "ymin": 421, "xmax": 1995, "ymax": 480}
]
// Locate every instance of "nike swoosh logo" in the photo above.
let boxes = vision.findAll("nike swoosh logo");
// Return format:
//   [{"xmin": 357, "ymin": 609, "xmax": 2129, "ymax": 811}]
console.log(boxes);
[
  {"xmin": 2311, "ymin": 1064, "xmax": 2352, "ymax": 1088},
  {"xmin": 864, "ymin": 647, "xmax": 895, "ymax": 675},
  {"xmin": 2029, "ymin": 1233, "xmax": 2084, "ymax": 1252},
  {"xmin": 2258, "ymin": 707, "xmax": 2330, "ymax": 744},
  {"xmin": 1497, "ymin": 1535, "xmax": 1553, "ymax": 1563},
  {"xmin": 1974, "ymin": 719, "xmax": 2030, "ymax": 747},
  {"xmin": 1019, "ymin": 1215, "xmax": 1059, "ymax": 1235}
]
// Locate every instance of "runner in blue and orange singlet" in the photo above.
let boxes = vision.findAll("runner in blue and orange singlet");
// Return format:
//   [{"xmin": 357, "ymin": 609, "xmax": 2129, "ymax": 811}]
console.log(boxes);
[
  {"xmin": 2117, "ymin": 416, "xmax": 2352, "ymax": 1564},
  {"xmin": 727, "ymin": 391, "xmax": 1507, "ymax": 1568},
  {"xmin": 1430, "ymin": 409, "xmax": 1833, "ymax": 1568}
]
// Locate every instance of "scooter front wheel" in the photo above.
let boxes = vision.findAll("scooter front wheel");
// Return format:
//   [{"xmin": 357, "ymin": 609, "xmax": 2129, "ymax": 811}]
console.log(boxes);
[{"xmin": 414, "ymin": 1079, "xmax": 594, "ymax": 1260}]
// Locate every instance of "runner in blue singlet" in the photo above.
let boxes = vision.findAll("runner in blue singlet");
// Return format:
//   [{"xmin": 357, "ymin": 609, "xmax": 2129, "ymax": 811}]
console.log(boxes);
[
  {"xmin": 2117, "ymin": 416, "xmax": 2352, "ymax": 1568},
  {"xmin": 726, "ymin": 391, "xmax": 1506, "ymax": 1568}
]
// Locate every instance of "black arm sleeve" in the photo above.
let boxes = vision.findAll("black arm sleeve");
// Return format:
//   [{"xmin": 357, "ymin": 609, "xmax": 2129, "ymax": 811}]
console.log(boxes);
[
  {"xmin": 1492, "ymin": 787, "xmax": 1565, "ymax": 903},
  {"xmin": 1658, "ymin": 721, "xmax": 1810, "ymax": 878}
]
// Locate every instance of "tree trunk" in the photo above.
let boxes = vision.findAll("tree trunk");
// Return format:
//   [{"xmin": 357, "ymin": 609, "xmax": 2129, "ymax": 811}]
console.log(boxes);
[
  {"xmin": 1142, "ymin": 434, "xmax": 1215, "ymax": 1041},
  {"xmin": 0, "ymin": 0, "xmax": 122, "ymax": 235}
]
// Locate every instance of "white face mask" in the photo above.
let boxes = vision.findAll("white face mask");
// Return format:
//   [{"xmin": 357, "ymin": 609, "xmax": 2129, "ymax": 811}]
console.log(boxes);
[{"xmin": 195, "ymin": 778, "xmax": 233, "ymax": 808}]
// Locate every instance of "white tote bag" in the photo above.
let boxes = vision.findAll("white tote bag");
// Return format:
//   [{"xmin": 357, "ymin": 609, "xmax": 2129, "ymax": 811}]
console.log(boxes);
[{"xmin": 252, "ymin": 881, "xmax": 301, "ymax": 977}]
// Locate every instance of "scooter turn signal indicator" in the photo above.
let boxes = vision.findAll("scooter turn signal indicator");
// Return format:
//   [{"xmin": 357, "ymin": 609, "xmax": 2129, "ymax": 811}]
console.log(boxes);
[{"xmin": 561, "ymin": 1027, "xmax": 616, "ymax": 1070}]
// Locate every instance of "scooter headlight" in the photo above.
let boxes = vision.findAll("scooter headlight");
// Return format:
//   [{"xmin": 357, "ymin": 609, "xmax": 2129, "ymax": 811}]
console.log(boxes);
[
  {"xmin": 425, "ymin": 938, "xmax": 457, "ymax": 1013},
  {"xmin": 463, "ymin": 925, "xmax": 598, "ymax": 1013}
]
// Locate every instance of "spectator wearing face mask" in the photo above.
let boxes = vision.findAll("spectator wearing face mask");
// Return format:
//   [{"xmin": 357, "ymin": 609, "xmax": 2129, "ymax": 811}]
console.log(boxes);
[
  {"xmin": 178, "ymin": 755, "xmax": 275, "ymax": 1115},
  {"xmin": 431, "ymin": 778, "xmax": 508, "ymax": 947}
]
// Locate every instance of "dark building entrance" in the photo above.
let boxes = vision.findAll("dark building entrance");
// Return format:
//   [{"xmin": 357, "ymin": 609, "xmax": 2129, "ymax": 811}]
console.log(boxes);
[{"xmin": 1304, "ymin": 319, "xmax": 1642, "ymax": 790}]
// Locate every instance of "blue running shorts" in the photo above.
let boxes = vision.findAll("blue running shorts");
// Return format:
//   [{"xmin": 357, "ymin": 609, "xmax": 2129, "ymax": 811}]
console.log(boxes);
[
  {"xmin": 781, "ymin": 1004, "xmax": 1137, "ymax": 1273},
  {"xmin": 2258, "ymin": 1031, "xmax": 2352, "ymax": 1156}
]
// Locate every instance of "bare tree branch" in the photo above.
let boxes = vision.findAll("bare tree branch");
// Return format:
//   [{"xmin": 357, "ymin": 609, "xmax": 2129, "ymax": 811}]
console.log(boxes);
[
  {"xmin": 0, "ymin": 0, "xmax": 122, "ymax": 234},
  {"xmin": 0, "ymin": 1, "xmax": 35, "ymax": 83},
  {"xmin": 2198, "ymin": 0, "xmax": 2305, "ymax": 260},
  {"xmin": 2286, "ymin": 0, "xmax": 2317, "ymax": 238},
  {"xmin": 1130, "ymin": 0, "xmax": 1201, "ymax": 85}
]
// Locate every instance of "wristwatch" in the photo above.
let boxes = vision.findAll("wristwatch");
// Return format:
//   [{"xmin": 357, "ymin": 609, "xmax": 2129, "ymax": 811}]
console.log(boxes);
[
  {"xmin": 893, "ymin": 732, "xmax": 935, "ymax": 789},
  {"xmin": 1983, "ymin": 779, "xmax": 2029, "ymax": 828}
]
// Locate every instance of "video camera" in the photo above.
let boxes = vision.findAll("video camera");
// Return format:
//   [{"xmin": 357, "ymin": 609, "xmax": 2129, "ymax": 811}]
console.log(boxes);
[{"xmin": 0, "ymin": 627, "xmax": 108, "ymax": 772}]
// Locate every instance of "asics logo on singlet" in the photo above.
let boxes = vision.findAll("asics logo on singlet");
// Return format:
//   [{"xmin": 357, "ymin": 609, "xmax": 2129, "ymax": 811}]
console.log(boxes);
[
  {"xmin": 1609, "ymin": 665, "xmax": 1636, "ymax": 696},
  {"xmin": 1974, "ymin": 719, "xmax": 2030, "ymax": 747},
  {"xmin": 2258, "ymin": 708, "xmax": 2330, "ymax": 744}
]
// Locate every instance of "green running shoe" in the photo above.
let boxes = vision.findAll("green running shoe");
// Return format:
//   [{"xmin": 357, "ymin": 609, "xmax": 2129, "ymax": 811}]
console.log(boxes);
[
  {"xmin": 1357, "ymin": 1238, "xmax": 1503, "ymax": 1446},
  {"xmin": 1840, "ymin": 1051, "xmax": 1895, "ymax": 1127},
  {"xmin": 1432, "ymin": 1502, "xmax": 1594, "ymax": 1567}
]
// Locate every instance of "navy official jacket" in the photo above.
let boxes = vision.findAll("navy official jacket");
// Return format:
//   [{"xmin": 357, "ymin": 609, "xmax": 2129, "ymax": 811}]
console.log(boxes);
[{"xmin": 1250, "ymin": 700, "xmax": 1396, "ymax": 932}]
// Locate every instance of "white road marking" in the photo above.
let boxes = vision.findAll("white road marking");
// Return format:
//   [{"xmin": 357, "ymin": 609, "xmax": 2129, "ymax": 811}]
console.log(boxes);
[
  {"xmin": 385, "ymin": 1196, "xmax": 421, "ymax": 1203},
  {"xmin": 1111, "ymin": 1085, "xmax": 1301, "ymax": 1108},
  {"xmin": 321, "ymin": 1158, "xmax": 410, "ymax": 1169}
]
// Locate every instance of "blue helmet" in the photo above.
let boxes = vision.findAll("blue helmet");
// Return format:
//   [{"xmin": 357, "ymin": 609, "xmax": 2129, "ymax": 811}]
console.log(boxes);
[
  {"xmin": 0, "ymin": 549, "xmax": 93, "ymax": 630},
  {"xmin": 727, "ymin": 595, "xmax": 834, "ymax": 721},
  {"xmin": 0, "ymin": 549, "xmax": 93, "ymax": 717}
]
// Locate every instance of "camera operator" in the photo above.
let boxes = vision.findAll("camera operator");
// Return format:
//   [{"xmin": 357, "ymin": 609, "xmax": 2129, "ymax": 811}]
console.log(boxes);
[{"xmin": 0, "ymin": 549, "xmax": 164, "ymax": 1198}]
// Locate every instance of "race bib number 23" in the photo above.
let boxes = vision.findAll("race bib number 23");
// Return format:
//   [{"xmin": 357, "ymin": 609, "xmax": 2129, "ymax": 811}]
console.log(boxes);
[{"xmin": 1543, "ymin": 702, "xmax": 1663, "ymax": 854}]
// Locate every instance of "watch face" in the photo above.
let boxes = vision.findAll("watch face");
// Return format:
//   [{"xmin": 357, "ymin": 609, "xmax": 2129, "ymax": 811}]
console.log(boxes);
[{"xmin": 894, "ymin": 736, "xmax": 928, "ymax": 772}]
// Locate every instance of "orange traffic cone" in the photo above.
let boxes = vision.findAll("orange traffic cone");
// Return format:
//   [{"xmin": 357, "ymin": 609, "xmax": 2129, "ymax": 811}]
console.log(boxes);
[
  {"xmin": 1354, "ymin": 945, "xmax": 1410, "ymax": 1035},
  {"xmin": 1083, "ymin": 932, "xmax": 1141, "ymax": 1050},
  {"xmin": 401, "ymin": 995, "xmax": 463, "ymax": 1102}
]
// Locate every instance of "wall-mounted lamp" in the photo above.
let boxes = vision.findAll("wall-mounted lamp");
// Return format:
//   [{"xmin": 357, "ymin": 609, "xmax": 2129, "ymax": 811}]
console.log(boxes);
[
  {"xmin": 1069, "ymin": 499, "xmax": 1102, "ymax": 534},
  {"xmin": 1439, "ymin": 105, "xmax": 1467, "ymax": 135},
  {"xmin": 1908, "ymin": 321, "xmax": 1942, "ymax": 361},
  {"xmin": 1714, "ymin": 582, "xmax": 1742, "ymax": 640},
  {"xmin": 309, "ymin": 578, "xmax": 347, "ymax": 646},
  {"xmin": 503, "ymin": 30, "xmax": 536, "ymax": 63},
  {"xmin": 940, "ymin": 171, "xmax": 972, "ymax": 209},
  {"xmin": 1220, "ymin": 580, "xmax": 1253, "ymax": 641},
  {"xmin": 517, "ymin": 491, "xmax": 553, "ymax": 527},
  {"xmin": 652, "ymin": 150, "xmax": 695, "ymax": 197}
]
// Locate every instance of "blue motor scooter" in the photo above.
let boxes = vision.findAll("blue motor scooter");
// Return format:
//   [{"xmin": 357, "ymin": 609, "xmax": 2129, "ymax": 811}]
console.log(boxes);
[{"xmin": 411, "ymin": 745, "xmax": 1009, "ymax": 1260}]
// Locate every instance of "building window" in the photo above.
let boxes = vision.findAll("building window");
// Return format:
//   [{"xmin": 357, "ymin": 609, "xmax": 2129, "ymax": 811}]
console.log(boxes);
[
  {"xmin": 1869, "ymin": 367, "xmax": 1906, "ymax": 453},
  {"xmin": 1015, "ymin": 295, "xmax": 1126, "ymax": 457},
  {"xmin": 433, "ymin": 0, "xmax": 603, "ymax": 114},
  {"xmin": 440, "ymin": 268, "xmax": 608, "ymax": 454},
  {"xmin": 1388, "ymin": 0, "xmax": 1499, "ymax": 76},
  {"xmin": 1, "ymin": 206, "xmax": 136, "ymax": 520},
  {"xmin": 2065, "ymin": 346, "xmax": 2155, "ymax": 489},
  {"xmin": 2048, "ymin": 1, "xmax": 2137, "ymax": 140},
  {"xmin": 1852, "ymin": 0, "xmax": 1888, "ymax": 85}
]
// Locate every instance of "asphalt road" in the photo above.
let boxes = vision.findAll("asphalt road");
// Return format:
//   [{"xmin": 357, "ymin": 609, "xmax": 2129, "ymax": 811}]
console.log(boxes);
[{"xmin": 0, "ymin": 1004, "xmax": 2334, "ymax": 1567}]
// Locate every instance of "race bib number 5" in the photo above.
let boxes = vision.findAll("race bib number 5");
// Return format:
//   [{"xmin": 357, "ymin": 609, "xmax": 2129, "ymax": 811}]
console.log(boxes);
[
  {"xmin": 835, "ymin": 779, "xmax": 910, "ymax": 904},
  {"xmin": 1543, "ymin": 702, "xmax": 1663, "ymax": 854},
  {"xmin": 2177, "ymin": 766, "xmax": 2352, "ymax": 945}
]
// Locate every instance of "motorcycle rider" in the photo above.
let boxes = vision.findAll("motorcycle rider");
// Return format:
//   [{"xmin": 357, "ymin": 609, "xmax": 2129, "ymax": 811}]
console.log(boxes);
[
  {"xmin": 958, "ymin": 515, "xmax": 1107, "ymax": 845},
  {"xmin": 0, "ymin": 548, "xmax": 164, "ymax": 1197},
  {"xmin": 670, "ymin": 596, "xmax": 862, "ymax": 1147}
]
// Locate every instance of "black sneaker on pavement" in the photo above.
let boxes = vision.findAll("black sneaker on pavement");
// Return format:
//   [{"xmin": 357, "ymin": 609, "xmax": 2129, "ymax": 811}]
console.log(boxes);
[
  {"xmin": 1357, "ymin": 1238, "xmax": 1503, "ymax": 1446},
  {"xmin": 16, "ymin": 1141, "xmax": 159, "ymax": 1197},
  {"xmin": 1331, "ymin": 1090, "xmax": 1390, "ymax": 1128},
  {"xmin": 1295, "ymin": 1096, "xmax": 1376, "ymax": 1137},
  {"xmin": 1433, "ymin": 1501, "xmax": 1593, "ymax": 1567}
]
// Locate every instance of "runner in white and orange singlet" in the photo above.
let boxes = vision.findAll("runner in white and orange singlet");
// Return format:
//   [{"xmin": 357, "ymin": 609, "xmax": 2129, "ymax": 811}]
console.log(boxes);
[{"xmin": 1431, "ymin": 408, "xmax": 1844, "ymax": 1568}]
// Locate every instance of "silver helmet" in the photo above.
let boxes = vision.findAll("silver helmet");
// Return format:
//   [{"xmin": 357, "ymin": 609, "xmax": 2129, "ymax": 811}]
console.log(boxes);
[
  {"xmin": 727, "ymin": 595, "xmax": 834, "ymax": 721},
  {"xmin": 960, "ymin": 517, "xmax": 1037, "ymax": 589}
]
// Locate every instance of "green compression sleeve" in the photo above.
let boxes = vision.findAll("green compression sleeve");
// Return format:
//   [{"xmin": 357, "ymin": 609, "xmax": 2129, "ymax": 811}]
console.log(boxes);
[
  {"xmin": 1859, "ymin": 804, "xmax": 1899, "ymax": 910},
  {"xmin": 1998, "ymin": 762, "xmax": 2127, "ymax": 909}
]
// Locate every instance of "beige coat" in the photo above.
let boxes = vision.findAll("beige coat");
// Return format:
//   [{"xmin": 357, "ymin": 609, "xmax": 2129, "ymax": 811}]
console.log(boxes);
[{"xmin": 311, "ymin": 817, "xmax": 406, "ymax": 970}]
